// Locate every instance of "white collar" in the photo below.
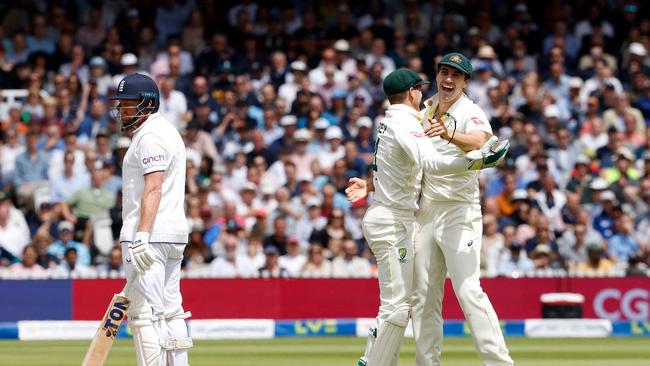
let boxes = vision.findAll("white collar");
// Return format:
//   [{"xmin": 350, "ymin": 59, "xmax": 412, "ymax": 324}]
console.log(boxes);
[{"xmin": 133, "ymin": 112, "xmax": 160, "ymax": 134}]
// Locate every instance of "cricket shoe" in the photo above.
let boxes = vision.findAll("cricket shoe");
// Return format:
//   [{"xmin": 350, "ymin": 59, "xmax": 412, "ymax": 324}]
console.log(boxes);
[{"xmin": 466, "ymin": 137, "xmax": 510, "ymax": 170}]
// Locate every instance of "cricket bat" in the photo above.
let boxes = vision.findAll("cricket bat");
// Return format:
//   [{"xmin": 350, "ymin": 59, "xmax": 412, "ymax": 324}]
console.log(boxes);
[{"xmin": 81, "ymin": 293, "xmax": 131, "ymax": 366}]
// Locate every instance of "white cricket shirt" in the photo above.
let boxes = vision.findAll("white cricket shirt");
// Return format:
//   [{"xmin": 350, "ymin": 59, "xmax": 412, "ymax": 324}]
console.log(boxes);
[
  {"xmin": 420, "ymin": 93, "xmax": 493, "ymax": 203},
  {"xmin": 372, "ymin": 104, "xmax": 428, "ymax": 211},
  {"xmin": 120, "ymin": 112, "xmax": 189, "ymax": 243}
]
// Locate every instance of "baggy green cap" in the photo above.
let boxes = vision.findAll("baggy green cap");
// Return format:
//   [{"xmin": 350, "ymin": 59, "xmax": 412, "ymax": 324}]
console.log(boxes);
[
  {"xmin": 383, "ymin": 69, "xmax": 430, "ymax": 96},
  {"xmin": 438, "ymin": 52, "xmax": 472, "ymax": 78}
]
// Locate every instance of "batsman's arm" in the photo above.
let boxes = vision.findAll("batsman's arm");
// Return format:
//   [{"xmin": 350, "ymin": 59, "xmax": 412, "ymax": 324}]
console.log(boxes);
[{"xmin": 136, "ymin": 171, "xmax": 164, "ymax": 233}]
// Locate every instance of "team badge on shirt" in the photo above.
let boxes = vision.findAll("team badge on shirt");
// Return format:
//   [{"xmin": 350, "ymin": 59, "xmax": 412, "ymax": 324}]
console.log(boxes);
[{"xmin": 398, "ymin": 248, "xmax": 407, "ymax": 262}]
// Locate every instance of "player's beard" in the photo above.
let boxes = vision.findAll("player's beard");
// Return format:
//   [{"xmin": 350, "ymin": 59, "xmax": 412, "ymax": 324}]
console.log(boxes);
[{"xmin": 121, "ymin": 113, "xmax": 143, "ymax": 132}]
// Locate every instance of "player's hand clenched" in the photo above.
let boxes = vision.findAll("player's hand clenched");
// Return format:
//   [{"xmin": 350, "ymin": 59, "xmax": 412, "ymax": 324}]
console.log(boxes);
[
  {"xmin": 128, "ymin": 232, "xmax": 155, "ymax": 274},
  {"xmin": 424, "ymin": 117, "xmax": 449, "ymax": 140}
]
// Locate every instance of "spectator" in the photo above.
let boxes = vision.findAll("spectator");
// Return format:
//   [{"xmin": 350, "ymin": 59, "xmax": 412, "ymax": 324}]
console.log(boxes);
[
  {"xmin": 530, "ymin": 244, "xmax": 557, "ymax": 272},
  {"xmin": 602, "ymin": 147, "xmax": 641, "ymax": 186},
  {"xmin": 31, "ymin": 231, "xmax": 58, "ymax": 270},
  {"xmin": 331, "ymin": 239, "xmax": 372, "ymax": 278},
  {"xmin": 76, "ymin": 8, "xmax": 106, "ymax": 54},
  {"xmin": 48, "ymin": 221, "xmax": 91, "ymax": 266},
  {"xmin": 52, "ymin": 247, "xmax": 95, "ymax": 277},
  {"xmin": 8, "ymin": 245, "xmax": 45, "ymax": 277},
  {"xmin": 209, "ymin": 234, "xmax": 240, "ymax": 278},
  {"xmin": 558, "ymin": 223, "xmax": 603, "ymax": 272},
  {"xmin": 535, "ymin": 175, "xmax": 567, "ymax": 232},
  {"xmin": 481, "ymin": 214, "xmax": 504, "ymax": 276},
  {"xmin": 50, "ymin": 151, "xmax": 90, "ymax": 204},
  {"xmin": 0, "ymin": 192, "xmax": 31, "ymax": 258},
  {"xmin": 263, "ymin": 216, "xmax": 290, "ymax": 255},
  {"xmin": 184, "ymin": 121, "xmax": 220, "ymax": 164},
  {"xmin": 258, "ymin": 245, "xmax": 289, "ymax": 278},
  {"xmin": 497, "ymin": 239, "xmax": 534, "ymax": 277},
  {"xmin": 279, "ymin": 237, "xmax": 306, "ymax": 277},
  {"xmin": 602, "ymin": 93, "xmax": 645, "ymax": 134},
  {"xmin": 318, "ymin": 127, "xmax": 346, "ymax": 173},
  {"xmin": 48, "ymin": 129, "xmax": 87, "ymax": 180},
  {"xmin": 300, "ymin": 244, "xmax": 332, "ymax": 278},
  {"xmin": 158, "ymin": 76, "xmax": 189, "ymax": 130},
  {"xmin": 77, "ymin": 99, "xmax": 109, "ymax": 144},
  {"xmin": 495, "ymin": 174, "xmax": 517, "ymax": 217},
  {"xmin": 60, "ymin": 167, "xmax": 115, "ymax": 239},
  {"xmin": 592, "ymin": 190, "xmax": 618, "ymax": 240},
  {"xmin": 524, "ymin": 216, "xmax": 559, "ymax": 256},
  {"xmin": 0, "ymin": 129, "xmax": 25, "ymax": 185},
  {"xmin": 608, "ymin": 214, "xmax": 641, "ymax": 264},
  {"xmin": 578, "ymin": 116, "xmax": 608, "ymax": 156},
  {"xmin": 237, "ymin": 236, "xmax": 264, "ymax": 278},
  {"xmin": 576, "ymin": 244, "xmax": 616, "ymax": 276},
  {"xmin": 13, "ymin": 130, "xmax": 49, "ymax": 203},
  {"xmin": 99, "ymin": 246, "xmax": 124, "ymax": 277},
  {"xmin": 155, "ymin": 0, "xmax": 192, "ymax": 45}
]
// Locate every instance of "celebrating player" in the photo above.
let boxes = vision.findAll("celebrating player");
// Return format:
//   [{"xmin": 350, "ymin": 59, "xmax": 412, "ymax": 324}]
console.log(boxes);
[
  {"xmin": 349, "ymin": 68, "xmax": 509, "ymax": 366},
  {"xmin": 111, "ymin": 73, "xmax": 192, "ymax": 366},
  {"xmin": 413, "ymin": 52, "xmax": 513, "ymax": 366}
]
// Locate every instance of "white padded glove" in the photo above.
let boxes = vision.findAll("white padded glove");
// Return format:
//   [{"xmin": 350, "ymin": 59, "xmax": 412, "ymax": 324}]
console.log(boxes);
[{"xmin": 128, "ymin": 232, "xmax": 154, "ymax": 274}]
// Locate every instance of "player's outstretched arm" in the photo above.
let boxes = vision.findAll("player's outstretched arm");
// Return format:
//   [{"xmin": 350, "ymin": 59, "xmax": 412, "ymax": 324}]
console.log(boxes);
[
  {"xmin": 420, "ymin": 137, "xmax": 509, "ymax": 173},
  {"xmin": 346, "ymin": 176, "xmax": 372, "ymax": 203}
]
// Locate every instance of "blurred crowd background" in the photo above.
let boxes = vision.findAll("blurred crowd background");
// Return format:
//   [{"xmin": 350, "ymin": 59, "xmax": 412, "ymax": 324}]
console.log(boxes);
[{"xmin": 0, "ymin": 0, "xmax": 649, "ymax": 279}]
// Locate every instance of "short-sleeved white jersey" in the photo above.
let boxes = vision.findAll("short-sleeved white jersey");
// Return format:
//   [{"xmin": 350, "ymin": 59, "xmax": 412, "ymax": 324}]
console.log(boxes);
[
  {"xmin": 420, "ymin": 93, "xmax": 493, "ymax": 203},
  {"xmin": 372, "ymin": 104, "xmax": 429, "ymax": 211},
  {"xmin": 121, "ymin": 112, "xmax": 189, "ymax": 243}
]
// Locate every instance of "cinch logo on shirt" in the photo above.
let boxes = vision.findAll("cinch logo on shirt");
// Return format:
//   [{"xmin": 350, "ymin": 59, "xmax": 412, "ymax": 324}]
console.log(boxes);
[{"xmin": 142, "ymin": 155, "xmax": 166, "ymax": 165}]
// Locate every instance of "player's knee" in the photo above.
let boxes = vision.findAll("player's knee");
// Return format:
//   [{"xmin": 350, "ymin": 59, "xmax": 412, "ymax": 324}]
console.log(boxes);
[
  {"xmin": 385, "ymin": 303, "xmax": 410, "ymax": 328},
  {"xmin": 128, "ymin": 305, "xmax": 154, "ymax": 329},
  {"xmin": 455, "ymin": 282, "xmax": 486, "ymax": 305}
]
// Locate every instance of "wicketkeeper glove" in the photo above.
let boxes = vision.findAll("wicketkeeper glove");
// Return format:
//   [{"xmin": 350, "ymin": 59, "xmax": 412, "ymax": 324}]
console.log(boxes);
[{"xmin": 128, "ymin": 232, "xmax": 155, "ymax": 274}]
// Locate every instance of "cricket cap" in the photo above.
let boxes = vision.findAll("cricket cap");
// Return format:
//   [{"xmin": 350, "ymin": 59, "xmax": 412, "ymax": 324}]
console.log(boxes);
[
  {"xmin": 382, "ymin": 69, "xmax": 430, "ymax": 96},
  {"xmin": 438, "ymin": 52, "xmax": 473, "ymax": 79}
]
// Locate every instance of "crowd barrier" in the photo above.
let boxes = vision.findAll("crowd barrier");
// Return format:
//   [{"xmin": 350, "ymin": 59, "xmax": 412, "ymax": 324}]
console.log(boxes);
[{"xmin": 1, "ymin": 278, "xmax": 648, "ymax": 322}]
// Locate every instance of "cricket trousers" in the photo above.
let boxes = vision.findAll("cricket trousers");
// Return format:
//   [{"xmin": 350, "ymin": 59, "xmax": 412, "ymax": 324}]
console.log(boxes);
[
  {"xmin": 361, "ymin": 204, "xmax": 416, "ymax": 365},
  {"xmin": 411, "ymin": 199, "xmax": 513, "ymax": 366},
  {"xmin": 122, "ymin": 242, "xmax": 191, "ymax": 366}
]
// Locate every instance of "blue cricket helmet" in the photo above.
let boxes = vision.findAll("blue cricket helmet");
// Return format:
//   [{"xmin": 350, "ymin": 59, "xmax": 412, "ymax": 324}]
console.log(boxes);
[
  {"xmin": 110, "ymin": 73, "xmax": 160, "ymax": 130},
  {"xmin": 110, "ymin": 73, "xmax": 160, "ymax": 111}
]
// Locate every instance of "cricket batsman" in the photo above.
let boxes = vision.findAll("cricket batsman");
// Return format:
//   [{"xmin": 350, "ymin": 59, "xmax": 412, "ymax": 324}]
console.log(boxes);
[
  {"xmin": 110, "ymin": 73, "xmax": 192, "ymax": 366},
  {"xmin": 348, "ymin": 68, "xmax": 509, "ymax": 366},
  {"xmin": 412, "ymin": 53, "xmax": 514, "ymax": 366}
]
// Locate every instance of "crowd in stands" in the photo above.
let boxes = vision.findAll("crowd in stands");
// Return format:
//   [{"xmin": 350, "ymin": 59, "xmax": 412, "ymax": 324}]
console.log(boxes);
[{"xmin": 0, "ymin": 0, "xmax": 649, "ymax": 279}]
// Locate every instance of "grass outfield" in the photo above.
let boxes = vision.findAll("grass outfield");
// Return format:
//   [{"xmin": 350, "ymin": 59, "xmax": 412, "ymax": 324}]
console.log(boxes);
[{"xmin": 0, "ymin": 337, "xmax": 648, "ymax": 366}]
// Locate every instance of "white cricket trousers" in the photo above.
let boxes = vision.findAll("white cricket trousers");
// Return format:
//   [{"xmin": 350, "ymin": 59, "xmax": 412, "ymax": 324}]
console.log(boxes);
[
  {"xmin": 411, "ymin": 199, "xmax": 512, "ymax": 366},
  {"xmin": 362, "ymin": 204, "xmax": 416, "ymax": 365},
  {"xmin": 122, "ymin": 242, "xmax": 190, "ymax": 366}
]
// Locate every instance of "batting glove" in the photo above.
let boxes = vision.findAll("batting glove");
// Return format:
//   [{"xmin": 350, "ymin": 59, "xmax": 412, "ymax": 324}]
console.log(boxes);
[{"xmin": 128, "ymin": 232, "xmax": 155, "ymax": 274}]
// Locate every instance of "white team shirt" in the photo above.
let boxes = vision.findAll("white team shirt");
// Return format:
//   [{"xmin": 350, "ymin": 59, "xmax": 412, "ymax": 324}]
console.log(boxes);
[
  {"xmin": 420, "ymin": 93, "xmax": 493, "ymax": 203},
  {"xmin": 372, "ymin": 104, "xmax": 429, "ymax": 211},
  {"xmin": 120, "ymin": 112, "xmax": 189, "ymax": 243}
]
